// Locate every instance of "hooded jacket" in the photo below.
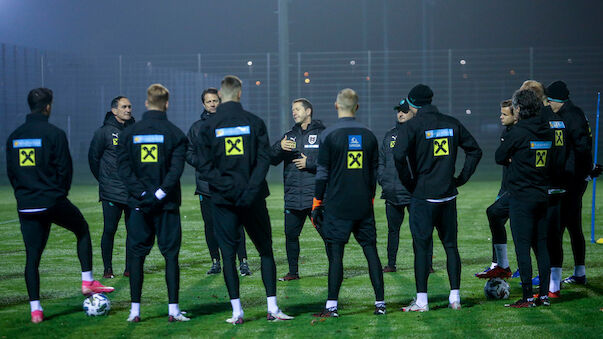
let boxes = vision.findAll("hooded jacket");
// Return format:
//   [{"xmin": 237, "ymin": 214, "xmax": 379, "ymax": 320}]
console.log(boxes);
[
  {"xmin": 89, "ymin": 112, "xmax": 135, "ymax": 204},
  {"xmin": 378, "ymin": 122, "xmax": 411, "ymax": 205},
  {"xmin": 556, "ymin": 100, "xmax": 593, "ymax": 182},
  {"xmin": 185, "ymin": 110, "xmax": 212, "ymax": 196},
  {"xmin": 270, "ymin": 119, "xmax": 325, "ymax": 210},
  {"xmin": 495, "ymin": 115, "xmax": 558, "ymax": 202}
]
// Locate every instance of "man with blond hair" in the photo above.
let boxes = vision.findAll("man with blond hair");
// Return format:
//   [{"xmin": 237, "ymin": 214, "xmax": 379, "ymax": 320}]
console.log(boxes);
[
  {"xmin": 196, "ymin": 75, "xmax": 293, "ymax": 324},
  {"xmin": 118, "ymin": 83, "xmax": 189, "ymax": 322},
  {"xmin": 311, "ymin": 88, "xmax": 385, "ymax": 317}
]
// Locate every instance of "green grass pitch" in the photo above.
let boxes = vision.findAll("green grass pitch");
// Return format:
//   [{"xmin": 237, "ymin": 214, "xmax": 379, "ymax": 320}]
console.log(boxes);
[{"xmin": 0, "ymin": 181, "xmax": 602, "ymax": 338}]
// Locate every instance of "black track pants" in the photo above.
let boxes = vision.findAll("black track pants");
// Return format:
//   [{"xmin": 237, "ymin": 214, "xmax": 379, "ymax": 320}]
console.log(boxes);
[
  {"xmin": 19, "ymin": 198, "xmax": 93, "ymax": 301},
  {"xmin": 284, "ymin": 208, "xmax": 321, "ymax": 274},
  {"xmin": 127, "ymin": 209, "xmax": 182, "ymax": 303},
  {"xmin": 101, "ymin": 200, "xmax": 131, "ymax": 272},
  {"xmin": 486, "ymin": 191, "xmax": 510, "ymax": 263},
  {"xmin": 558, "ymin": 181, "xmax": 587, "ymax": 267},
  {"xmin": 200, "ymin": 196, "xmax": 247, "ymax": 262}
]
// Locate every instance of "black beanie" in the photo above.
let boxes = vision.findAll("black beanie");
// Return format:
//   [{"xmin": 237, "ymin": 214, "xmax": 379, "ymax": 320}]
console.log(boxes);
[
  {"xmin": 393, "ymin": 98, "xmax": 410, "ymax": 112},
  {"xmin": 546, "ymin": 81, "xmax": 569, "ymax": 102},
  {"xmin": 407, "ymin": 84, "xmax": 433, "ymax": 108}
]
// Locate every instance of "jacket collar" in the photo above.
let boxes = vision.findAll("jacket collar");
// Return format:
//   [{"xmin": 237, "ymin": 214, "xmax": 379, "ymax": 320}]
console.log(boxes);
[
  {"xmin": 201, "ymin": 109, "xmax": 213, "ymax": 120},
  {"xmin": 216, "ymin": 101, "xmax": 242, "ymax": 113},
  {"xmin": 293, "ymin": 119, "xmax": 324, "ymax": 133},
  {"xmin": 417, "ymin": 104, "xmax": 440, "ymax": 115},
  {"xmin": 104, "ymin": 112, "xmax": 134, "ymax": 128},
  {"xmin": 26, "ymin": 112, "xmax": 49, "ymax": 122},
  {"xmin": 142, "ymin": 110, "xmax": 167, "ymax": 120}
]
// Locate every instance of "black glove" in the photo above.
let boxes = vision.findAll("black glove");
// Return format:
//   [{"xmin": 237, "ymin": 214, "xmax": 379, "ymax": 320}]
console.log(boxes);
[
  {"xmin": 235, "ymin": 189, "xmax": 256, "ymax": 208},
  {"xmin": 138, "ymin": 190, "xmax": 158, "ymax": 214},
  {"xmin": 591, "ymin": 163, "xmax": 603, "ymax": 178},
  {"xmin": 311, "ymin": 205, "xmax": 324, "ymax": 230}
]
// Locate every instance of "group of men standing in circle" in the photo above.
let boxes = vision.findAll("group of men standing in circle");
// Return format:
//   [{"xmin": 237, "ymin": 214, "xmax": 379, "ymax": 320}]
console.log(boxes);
[{"xmin": 6, "ymin": 74, "xmax": 598, "ymax": 324}]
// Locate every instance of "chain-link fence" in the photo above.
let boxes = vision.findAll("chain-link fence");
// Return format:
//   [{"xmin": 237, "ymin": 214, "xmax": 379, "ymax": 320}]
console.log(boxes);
[{"xmin": 1, "ymin": 43, "xmax": 602, "ymax": 184}]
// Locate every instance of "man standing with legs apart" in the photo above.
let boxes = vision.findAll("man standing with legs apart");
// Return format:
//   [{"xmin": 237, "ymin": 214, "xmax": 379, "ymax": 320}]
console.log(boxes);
[
  {"xmin": 6, "ymin": 88, "xmax": 114, "ymax": 324},
  {"xmin": 271, "ymin": 98, "xmax": 325, "ymax": 281},
  {"xmin": 312, "ymin": 88, "xmax": 386, "ymax": 317},
  {"xmin": 89, "ymin": 96, "xmax": 135, "ymax": 278},
  {"xmin": 186, "ymin": 88, "xmax": 251, "ymax": 276},
  {"xmin": 196, "ymin": 75, "xmax": 293, "ymax": 324},
  {"xmin": 118, "ymin": 84, "xmax": 189, "ymax": 322},
  {"xmin": 475, "ymin": 99, "xmax": 516, "ymax": 279},
  {"xmin": 394, "ymin": 84, "xmax": 482, "ymax": 312}
]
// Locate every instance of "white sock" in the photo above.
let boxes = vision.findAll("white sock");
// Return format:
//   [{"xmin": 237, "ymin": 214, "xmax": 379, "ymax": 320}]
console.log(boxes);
[
  {"xmin": 230, "ymin": 298, "xmax": 243, "ymax": 318},
  {"xmin": 493, "ymin": 244, "xmax": 509, "ymax": 268},
  {"xmin": 375, "ymin": 300, "xmax": 385, "ymax": 307},
  {"xmin": 449, "ymin": 289, "xmax": 460, "ymax": 304},
  {"xmin": 267, "ymin": 296, "xmax": 278, "ymax": 314},
  {"xmin": 326, "ymin": 300, "xmax": 338, "ymax": 310},
  {"xmin": 168, "ymin": 303, "xmax": 180, "ymax": 316},
  {"xmin": 490, "ymin": 262, "xmax": 497, "ymax": 270},
  {"xmin": 81, "ymin": 271, "xmax": 93, "ymax": 282},
  {"xmin": 574, "ymin": 265, "xmax": 585, "ymax": 277},
  {"xmin": 130, "ymin": 302, "xmax": 140, "ymax": 316},
  {"xmin": 416, "ymin": 293, "xmax": 428, "ymax": 307},
  {"xmin": 550, "ymin": 267, "xmax": 562, "ymax": 292},
  {"xmin": 30, "ymin": 300, "xmax": 42, "ymax": 312}
]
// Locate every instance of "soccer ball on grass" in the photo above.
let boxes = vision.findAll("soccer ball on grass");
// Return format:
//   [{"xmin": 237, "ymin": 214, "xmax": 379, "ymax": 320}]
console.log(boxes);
[
  {"xmin": 484, "ymin": 278, "xmax": 510, "ymax": 300},
  {"xmin": 83, "ymin": 293, "xmax": 111, "ymax": 316}
]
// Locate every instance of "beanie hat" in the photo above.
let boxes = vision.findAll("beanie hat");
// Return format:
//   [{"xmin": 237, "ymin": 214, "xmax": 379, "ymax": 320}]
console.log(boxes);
[
  {"xmin": 546, "ymin": 81, "xmax": 569, "ymax": 102},
  {"xmin": 407, "ymin": 84, "xmax": 433, "ymax": 108},
  {"xmin": 393, "ymin": 98, "xmax": 410, "ymax": 112}
]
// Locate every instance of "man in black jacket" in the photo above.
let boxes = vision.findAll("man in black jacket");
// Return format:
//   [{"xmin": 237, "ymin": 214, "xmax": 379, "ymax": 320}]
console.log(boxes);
[
  {"xmin": 89, "ymin": 96, "xmax": 135, "ymax": 278},
  {"xmin": 271, "ymin": 98, "xmax": 325, "ymax": 281},
  {"xmin": 475, "ymin": 99, "xmax": 516, "ymax": 280},
  {"xmin": 6, "ymin": 88, "xmax": 114, "ymax": 324},
  {"xmin": 311, "ymin": 88, "xmax": 385, "ymax": 317},
  {"xmin": 394, "ymin": 84, "xmax": 482, "ymax": 312},
  {"xmin": 545, "ymin": 81, "xmax": 596, "ymax": 287},
  {"xmin": 118, "ymin": 84, "xmax": 188, "ymax": 322},
  {"xmin": 185, "ymin": 88, "xmax": 250, "ymax": 276},
  {"xmin": 196, "ymin": 75, "xmax": 292, "ymax": 324},
  {"xmin": 495, "ymin": 89, "xmax": 557, "ymax": 308}
]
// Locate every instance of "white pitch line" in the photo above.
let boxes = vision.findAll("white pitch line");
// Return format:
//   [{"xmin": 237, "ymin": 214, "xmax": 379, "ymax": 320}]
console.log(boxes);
[{"xmin": 0, "ymin": 219, "xmax": 19, "ymax": 225}]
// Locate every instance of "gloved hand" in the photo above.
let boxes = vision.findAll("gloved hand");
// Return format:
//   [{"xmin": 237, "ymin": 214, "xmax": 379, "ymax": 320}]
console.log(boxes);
[
  {"xmin": 591, "ymin": 163, "xmax": 603, "ymax": 178},
  {"xmin": 311, "ymin": 198, "xmax": 324, "ymax": 230},
  {"xmin": 235, "ymin": 189, "xmax": 256, "ymax": 208}
]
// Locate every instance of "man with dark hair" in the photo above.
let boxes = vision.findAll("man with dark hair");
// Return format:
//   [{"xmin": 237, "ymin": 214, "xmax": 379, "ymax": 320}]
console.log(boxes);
[
  {"xmin": 118, "ymin": 83, "xmax": 189, "ymax": 322},
  {"xmin": 271, "ymin": 97, "xmax": 325, "ymax": 281},
  {"xmin": 312, "ymin": 88, "xmax": 386, "ymax": 317},
  {"xmin": 186, "ymin": 87, "xmax": 250, "ymax": 276},
  {"xmin": 6, "ymin": 88, "xmax": 114, "ymax": 324},
  {"xmin": 545, "ymin": 80, "xmax": 599, "ymax": 288},
  {"xmin": 196, "ymin": 75, "xmax": 292, "ymax": 324},
  {"xmin": 496, "ymin": 89, "xmax": 557, "ymax": 308},
  {"xmin": 475, "ymin": 99, "xmax": 516, "ymax": 279},
  {"xmin": 89, "ymin": 96, "xmax": 135, "ymax": 278},
  {"xmin": 394, "ymin": 84, "xmax": 482, "ymax": 312}
]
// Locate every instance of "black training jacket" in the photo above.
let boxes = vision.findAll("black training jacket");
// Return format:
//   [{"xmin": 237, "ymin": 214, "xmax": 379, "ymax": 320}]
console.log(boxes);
[
  {"xmin": 556, "ymin": 100, "xmax": 593, "ymax": 182},
  {"xmin": 117, "ymin": 110, "xmax": 187, "ymax": 210},
  {"xmin": 540, "ymin": 106, "xmax": 569, "ymax": 191},
  {"xmin": 315, "ymin": 117, "xmax": 378, "ymax": 220},
  {"xmin": 271, "ymin": 119, "xmax": 325, "ymax": 210},
  {"xmin": 495, "ymin": 115, "xmax": 558, "ymax": 202},
  {"xmin": 378, "ymin": 123, "xmax": 411, "ymax": 205},
  {"xmin": 6, "ymin": 112, "xmax": 72, "ymax": 210},
  {"xmin": 497, "ymin": 125, "xmax": 513, "ymax": 195},
  {"xmin": 185, "ymin": 110, "xmax": 212, "ymax": 196},
  {"xmin": 196, "ymin": 101, "xmax": 271, "ymax": 206},
  {"xmin": 88, "ymin": 112, "xmax": 135, "ymax": 204},
  {"xmin": 393, "ymin": 104, "xmax": 482, "ymax": 200}
]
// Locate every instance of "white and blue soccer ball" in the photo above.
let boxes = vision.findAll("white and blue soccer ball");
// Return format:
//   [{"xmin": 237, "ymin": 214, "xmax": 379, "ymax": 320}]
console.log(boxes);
[
  {"xmin": 83, "ymin": 293, "xmax": 111, "ymax": 316},
  {"xmin": 484, "ymin": 278, "xmax": 510, "ymax": 300}
]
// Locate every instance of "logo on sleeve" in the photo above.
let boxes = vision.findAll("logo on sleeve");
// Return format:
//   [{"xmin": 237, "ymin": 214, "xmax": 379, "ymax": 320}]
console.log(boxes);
[
  {"xmin": 225, "ymin": 136, "xmax": 244, "ymax": 156},
  {"xmin": 141, "ymin": 144, "xmax": 158, "ymax": 162},
  {"xmin": 347, "ymin": 151, "xmax": 363, "ymax": 169},
  {"xmin": 348, "ymin": 135, "xmax": 362, "ymax": 150},
  {"xmin": 433, "ymin": 138, "xmax": 449, "ymax": 156}
]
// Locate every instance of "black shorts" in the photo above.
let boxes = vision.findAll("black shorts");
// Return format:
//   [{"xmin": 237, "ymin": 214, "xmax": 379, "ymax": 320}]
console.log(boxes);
[{"xmin": 322, "ymin": 210, "xmax": 376, "ymax": 246}]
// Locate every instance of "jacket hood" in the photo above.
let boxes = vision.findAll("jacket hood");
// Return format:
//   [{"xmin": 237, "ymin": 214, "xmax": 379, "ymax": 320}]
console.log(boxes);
[
  {"xmin": 517, "ymin": 115, "xmax": 549, "ymax": 137},
  {"xmin": 292, "ymin": 119, "xmax": 325, "ymax": 133},
  {"xmin": 103, "ymin": 111, "xmax": 135, "ymax": 128}
]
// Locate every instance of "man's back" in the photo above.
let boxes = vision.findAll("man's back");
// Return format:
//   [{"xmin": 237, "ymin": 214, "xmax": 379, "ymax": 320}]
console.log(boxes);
[{"xmin": 6, "ymin": 112, "xmax": 72, "ymax": 209}]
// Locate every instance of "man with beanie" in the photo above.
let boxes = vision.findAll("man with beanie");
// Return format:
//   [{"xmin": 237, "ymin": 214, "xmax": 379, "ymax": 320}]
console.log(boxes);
[
  {"xmin": 312, "ymin": 88, "xmax": 386, "ymax": 317},
  {"xmin": 394, "ymin": 84, "xmax": 482, "ymax": 312},
  {"xmin": 118, "ymin": 84, "xmax": 189, "ymax": 322},
  {"xmin": 89, "ymin": 96, "xmax": 135, "ymax": 278},
  {"xmin": 379, "ymin": 99, "xmax": 433, "ymax": 273},
  {"xmin": 196, "ymin": 75, "xmax": 293, "ymax": 324},
  {"xmin": 545, "ymin": 81, "xmax": 598, "ymax": 288},
  {"xmin": 185, "ymin": 88, "xmax": 251, "ymax": 276},
  {"xmin": 270, "ymin": 98, "xmax": 325, "ymax": 281},
  {"xmin": 6, "ymin": 88, "xmax": 114, "ymax": 324}
]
